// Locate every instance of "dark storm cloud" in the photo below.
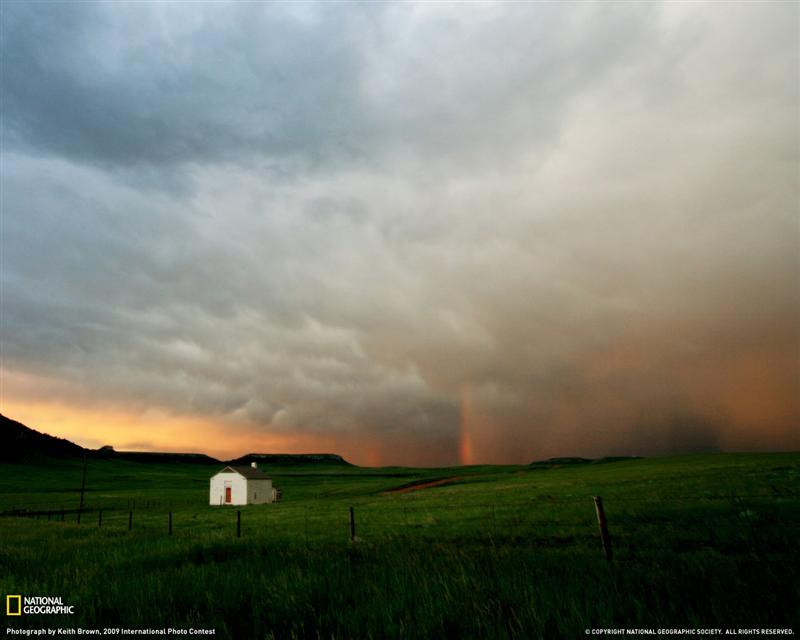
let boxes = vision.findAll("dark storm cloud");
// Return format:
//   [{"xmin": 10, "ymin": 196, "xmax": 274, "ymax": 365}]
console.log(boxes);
[
  {"xmin": 1, "ymin": 1, "xmax": 798, "ymax": 464},
  {"xmin": 2, "ymin": 2, "xmax": 660, "ymax": 174},
  {"xmin": 2, "ymin": 2, "xmax": 374, "ymax": 170}
]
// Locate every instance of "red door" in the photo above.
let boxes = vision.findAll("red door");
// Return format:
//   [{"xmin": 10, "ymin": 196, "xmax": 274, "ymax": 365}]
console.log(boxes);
[{"xmin": 225, "ymin": 487, "xmax": 232, "ymax": 503}]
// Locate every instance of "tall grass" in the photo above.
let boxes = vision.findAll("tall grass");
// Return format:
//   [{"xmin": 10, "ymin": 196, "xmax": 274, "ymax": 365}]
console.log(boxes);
[{"xmin": 1, "ymin": 453, "xmax": 798, "ymax": 638}]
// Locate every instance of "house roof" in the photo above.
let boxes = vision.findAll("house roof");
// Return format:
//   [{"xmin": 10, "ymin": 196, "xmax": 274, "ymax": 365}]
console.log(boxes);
[{"xmin": 216, "ymin": 465, "xmax": 272, "ymax": 480}]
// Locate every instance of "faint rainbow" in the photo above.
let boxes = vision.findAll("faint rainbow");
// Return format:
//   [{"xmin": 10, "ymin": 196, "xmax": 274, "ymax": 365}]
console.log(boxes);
[{"xmin": 460, "ymin": 384, "xmax": 474, "ymax": 465}]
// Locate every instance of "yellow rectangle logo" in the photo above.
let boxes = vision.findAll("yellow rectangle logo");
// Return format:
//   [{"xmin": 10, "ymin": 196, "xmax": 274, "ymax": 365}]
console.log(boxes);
[{"xmin": 6, "ymin": 595, "xmax": 21, "ymax": 616}]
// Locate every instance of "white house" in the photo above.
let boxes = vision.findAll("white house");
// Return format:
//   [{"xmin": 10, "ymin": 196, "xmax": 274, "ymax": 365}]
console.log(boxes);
[{"xmin": 209, "ymin": 462, "xmax": 277, "ymax": 506}]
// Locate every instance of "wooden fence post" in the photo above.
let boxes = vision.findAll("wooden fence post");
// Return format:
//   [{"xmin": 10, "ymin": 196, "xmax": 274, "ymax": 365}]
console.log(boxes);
[
  {"xmin": 128, "ymin": 511, "xmax": 132, "ymax": 531},
  {"xmin": 349, "ymin": 506, "xmax": 356, "ymax": 542},
  {"xmin": 168, "ymin": 511, "xmax": 172, "ymax": 536},
  {"xmin": 60, "ymin": 508, "xmax": 65, "ymax": 522},
  {"xmin": 237, "ymin": 510, "xmax": 241, "ymax": 538},
  {"xmin": 593, "ymin": 496, "xmax": 613, "ymax": 561}
]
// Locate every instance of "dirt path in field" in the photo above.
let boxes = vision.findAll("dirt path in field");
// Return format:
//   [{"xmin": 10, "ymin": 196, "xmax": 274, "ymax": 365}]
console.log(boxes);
[{"xmin": 383, "ymin": 476, "xmax": 465, "ymax": 494}]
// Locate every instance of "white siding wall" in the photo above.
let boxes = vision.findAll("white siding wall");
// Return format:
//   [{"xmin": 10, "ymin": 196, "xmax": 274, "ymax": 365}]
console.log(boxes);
[
  {"xmin": 209, "ymin": 472, "xmax": 248, "ymax": 506},
  {"xmin": 209, "ymin": 473, "xmax": 225, "ymax": 505},
  {"xmin": 247, "ymin": 479, "xmax": 273, "ymax": 504}
]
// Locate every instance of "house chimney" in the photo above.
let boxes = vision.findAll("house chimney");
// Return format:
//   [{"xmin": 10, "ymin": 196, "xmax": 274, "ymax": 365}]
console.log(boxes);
[{"xmin": 251, "ymin": 462, "xmax": 257, "ymax": 469}]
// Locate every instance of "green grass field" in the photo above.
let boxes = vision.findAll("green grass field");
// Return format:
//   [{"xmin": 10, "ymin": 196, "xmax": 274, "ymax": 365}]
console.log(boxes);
[{"xmin": 1, "ymin": 453, "xmax": 798, "ymax": 638}]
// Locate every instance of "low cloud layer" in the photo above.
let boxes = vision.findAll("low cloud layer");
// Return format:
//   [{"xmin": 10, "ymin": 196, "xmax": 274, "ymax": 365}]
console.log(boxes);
[{"xmin": 2, "ymin": 2, "xmax": 798, "ymax": 464}]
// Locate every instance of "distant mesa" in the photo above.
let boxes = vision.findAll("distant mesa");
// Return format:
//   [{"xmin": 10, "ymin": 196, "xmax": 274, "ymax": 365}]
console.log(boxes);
[
  {"xmin": 91, "ymin": 441, "xmax": 219, "ymax": 464},
  {"xmin": 533, "ymin": 457, "xmax": 593, "ymax": 466},
  {"xmin": 227, "ymin": 453, "xmax": 353, "ymax": 467},
  {"xmin": 529, "ymin": 456, "xmax": 641, "ymax": 468},
  {"xmin": 96, "ymin": 449, "xmax": 221, "ymax": 465},
  {"xmin": 0, "ymin": 413, "xmax": 352, "ymax": 467}
]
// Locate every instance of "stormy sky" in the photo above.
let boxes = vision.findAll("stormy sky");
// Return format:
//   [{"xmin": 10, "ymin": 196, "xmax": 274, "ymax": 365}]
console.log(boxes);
[{"xmin": 1, "ymin": 1, "xmax": 798, "ymax": 465}]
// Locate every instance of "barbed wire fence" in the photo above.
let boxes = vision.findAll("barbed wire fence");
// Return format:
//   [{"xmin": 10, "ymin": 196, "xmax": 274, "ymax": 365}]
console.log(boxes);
[{"xmin": 2, "ymin": 492, "xmax": 798, "ymax": 560}]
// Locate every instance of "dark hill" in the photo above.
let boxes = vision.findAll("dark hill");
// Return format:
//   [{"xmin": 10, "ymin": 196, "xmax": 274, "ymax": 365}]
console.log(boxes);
[
  {"xmin": 228, "ymin": 453, "xmax": 352, "ymax": 467},
  {"xmin": 0, "ymin": 413, "xmax": 85, "ymax": 462},
  {"xmin": 529, "ymin": 456, "xmax": 641, "ymax": 469},
  {"xmin": 93, "ymin": 446, "xmax": 220, "ymax": 465},
  {"xmin": 0, "ymin": 414, "xmax": 353, "ymax": 467}
]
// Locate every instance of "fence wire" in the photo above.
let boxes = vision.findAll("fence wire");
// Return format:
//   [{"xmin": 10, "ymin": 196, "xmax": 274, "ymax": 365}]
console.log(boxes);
[{"xmin": 2, "ymin": 493, "xmax": 798, "ymax": 560}]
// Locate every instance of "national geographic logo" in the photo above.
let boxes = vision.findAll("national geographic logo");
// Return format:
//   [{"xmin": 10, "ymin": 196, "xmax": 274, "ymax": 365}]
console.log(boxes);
[
  {"xmin": 6, "ymin": 596, "xmax": 21, "ymax": 616},
  {"xmin": 6, "ymin": 596, "xmax": 75, "ymax": 615}
]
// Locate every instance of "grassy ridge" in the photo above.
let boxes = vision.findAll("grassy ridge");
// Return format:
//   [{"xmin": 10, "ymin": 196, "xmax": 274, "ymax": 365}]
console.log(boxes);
[{"xmin": 1, "ymin": 453, "xmax": 798, "ymax": 638}]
